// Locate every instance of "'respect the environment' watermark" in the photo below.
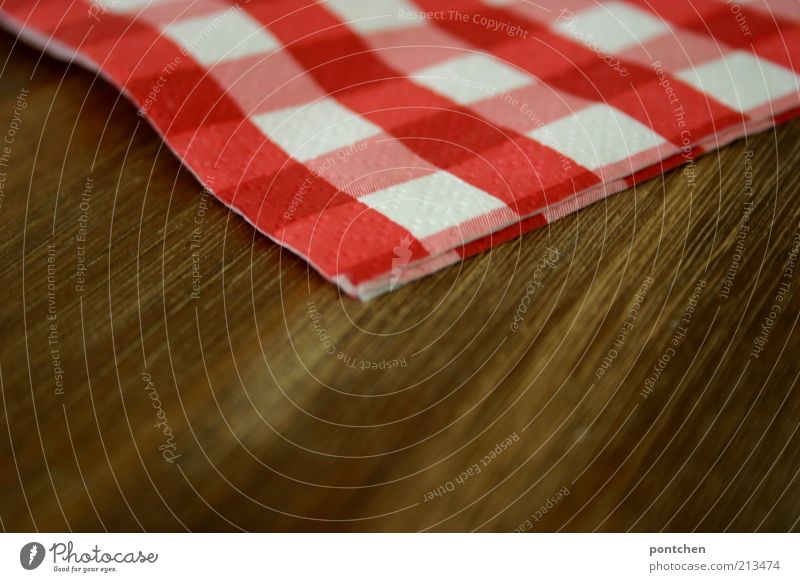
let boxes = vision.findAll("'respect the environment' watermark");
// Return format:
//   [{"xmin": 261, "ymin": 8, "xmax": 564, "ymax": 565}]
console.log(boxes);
[
  {"xmin": 0, "ymin": 87, "xmax": 29, "ymax": 215},
  {"xmin": 556, "ymin": 9, "xmax": 629, "ymax": 77},
  {"xmin": 283, "ymin": 141, "xmax": 369, "ymax": 223},
  {"xmin": 725, "ymin": 0, "xmax": 753, "ymax": 37}
]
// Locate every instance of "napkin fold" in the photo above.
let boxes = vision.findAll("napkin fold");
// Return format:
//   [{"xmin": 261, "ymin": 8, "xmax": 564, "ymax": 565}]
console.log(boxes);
[{"xmin": 4, "ymin": 0, "xmax": 798, "ymax": 298}]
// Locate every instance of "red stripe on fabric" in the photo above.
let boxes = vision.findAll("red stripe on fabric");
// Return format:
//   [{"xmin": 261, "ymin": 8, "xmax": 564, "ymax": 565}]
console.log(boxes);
[
  {"xmin": 169, "ymin": 118, "xmax": 427, "ymax": 282},
  {"xmin": 7, "ymin": 0, "xmax": 417, "ymax": 285}
]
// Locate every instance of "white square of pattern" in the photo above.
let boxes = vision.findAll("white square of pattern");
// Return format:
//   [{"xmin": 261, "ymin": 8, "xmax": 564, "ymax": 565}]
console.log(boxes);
[
  {"xmin": 675, "ymin": 51, "xmax": 800, "ymax": 112},
  {"xmin": 554, "ymin": 2, "xmax": 669, "ymax": 53},
  {"xmin": 325, "ymin": 0, "xmax": 422, "ymax": 34},
  {"xmin": 360, "ymin": 171, "xmax": 507, "ymax": 239},
  {"xmin": 251, "ymin": 98, "xmax": 382, "ymax": 162},
  {"xmin": 528, "ymin": 104, "xmax": 666, "ymax": 170},
  {"xmin": 412, "ymin": 53, "xmax": 535, "ymax": 105},
  {"xmin": 161, "ymin": 9, "xmax": 281, "ymax": 66}
]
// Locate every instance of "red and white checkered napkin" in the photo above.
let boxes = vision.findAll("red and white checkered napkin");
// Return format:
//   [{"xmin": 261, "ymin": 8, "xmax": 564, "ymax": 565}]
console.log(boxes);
[{"xmin": 4, "ymin": 1, "xmax": 798, "ymax": 298}]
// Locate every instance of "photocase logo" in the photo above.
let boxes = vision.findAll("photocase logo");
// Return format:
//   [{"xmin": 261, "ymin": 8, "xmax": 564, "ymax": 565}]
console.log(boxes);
[
  {"xmin": 20, "ymin": 542, "xmax": 45, "ymax": 570},
  {"xmin": 389, "ymin": 235, "xmax": 413, "ymax": 291}
]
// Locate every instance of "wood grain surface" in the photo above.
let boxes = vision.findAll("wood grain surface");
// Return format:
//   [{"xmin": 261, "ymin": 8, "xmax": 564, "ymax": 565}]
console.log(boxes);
[{"xmin": 1, "ymin": 32, "xmax": 799, "ymax": 533}]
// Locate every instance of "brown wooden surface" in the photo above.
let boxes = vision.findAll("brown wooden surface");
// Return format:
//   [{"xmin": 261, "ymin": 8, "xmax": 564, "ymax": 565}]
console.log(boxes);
[{"xmin": 1, "ymin": 32, "xmax": 799, "ymax": 532}]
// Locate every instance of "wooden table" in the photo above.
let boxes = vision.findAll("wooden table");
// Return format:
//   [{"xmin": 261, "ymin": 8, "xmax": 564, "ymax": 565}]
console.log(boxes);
[{"xmin": 1, "ymin": 32, "xmax": 799, "ymax": 532}]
